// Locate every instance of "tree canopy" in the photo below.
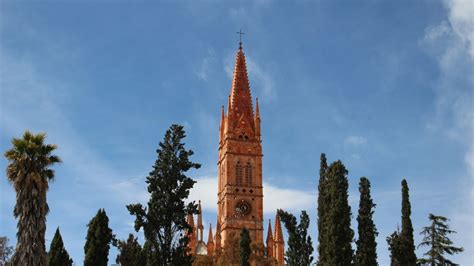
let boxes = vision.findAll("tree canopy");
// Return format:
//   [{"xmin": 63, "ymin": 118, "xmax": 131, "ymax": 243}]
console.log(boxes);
[
  {"xmin": 127, "ymin": 124, "xmax": 201, "ymax": 265},
  {"xmin": 84, "ymin": 209, "xmax": 114, "ymax": 266},
  {"xmin": 278, "ymin": 209, "xmax": 314, "ymax": 266},
  {"xmin": 48, "ymin": 227, "xmax": 73, "ymax": 266},
  {"xmin": 417, "ymin": 214, "xmax": 463, "ymax": 265},
  {"xmin": 4, "ymin": 131, "xmax": 61, "ymax": 266},
  {"xmin": 355, "ymin": 177, "xmax": 378, "ymax": 266}
]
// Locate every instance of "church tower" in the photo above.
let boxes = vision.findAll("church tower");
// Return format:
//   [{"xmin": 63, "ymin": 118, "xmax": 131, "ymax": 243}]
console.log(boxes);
[{"xmin": 217, "ymin": 43, "xmax": 264, "ymax": 245}]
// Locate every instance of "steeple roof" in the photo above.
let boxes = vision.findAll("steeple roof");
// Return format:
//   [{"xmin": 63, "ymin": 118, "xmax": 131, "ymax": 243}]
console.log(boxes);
[
  {"xmin": 229, "ymin": 46, "xmax": 254, "ymax": 123},
  {"xmin": 208, "ymin": 224, "xmax": 214, "ymax": 243},
  {"xmin": 274, "ymin": 214, "xmax": 284, "ymax": 242},
  {"xmin": 197, "ymin": 200, "xmax": 203, "ymax": 228},
  {"xmin": 266, "ymin": 219, "xmax": 273, "ymax": 243},
  {"xmin": 197, "ymin": 200, "xmax": 203, "ymax": 241}
]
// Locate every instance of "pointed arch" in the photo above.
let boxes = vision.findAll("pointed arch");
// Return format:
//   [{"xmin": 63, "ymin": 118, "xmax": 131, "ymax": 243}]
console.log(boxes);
[
  {"xmin": 245, "ymin": 161, "xmax": 252, "ymax": 186},
  {"xmin": 236, "ymin": 161, "xmax": 243, "ymax": 186}
]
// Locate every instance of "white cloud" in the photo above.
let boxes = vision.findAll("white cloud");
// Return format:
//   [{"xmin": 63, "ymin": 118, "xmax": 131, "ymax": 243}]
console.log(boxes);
[
  {"xmin": 189, "ymin": 177, "xmax": 314, "ymax": 214},
  {"xmin": 344, "ymin": 135, "xmax": 368, "ymax": 146},
  {"xmin": 421, "ymin": 0, "xmax": 474, "ymax": 263},
  {"xmin": 0, "ymin": 52, "xmax": 138, "ymax": 207},
  {"xmin": 195, "ymin": 48, "xmax": 216, "ymax": 82}
]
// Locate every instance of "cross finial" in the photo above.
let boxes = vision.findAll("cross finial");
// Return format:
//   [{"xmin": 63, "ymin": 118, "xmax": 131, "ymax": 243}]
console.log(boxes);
[{"xmin": 236, "ymin": 29, "xmax": 245, "ymax": 49}]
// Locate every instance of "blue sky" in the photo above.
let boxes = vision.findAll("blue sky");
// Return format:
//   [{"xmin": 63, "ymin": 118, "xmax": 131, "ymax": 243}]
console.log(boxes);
[{"xmin": 1, "ymin": 0, "xmax": 472, "ymax": 265}]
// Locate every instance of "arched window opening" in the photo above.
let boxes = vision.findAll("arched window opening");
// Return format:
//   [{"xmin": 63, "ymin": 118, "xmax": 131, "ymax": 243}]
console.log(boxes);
[
  {"xmin": 245, "ymin": 162, "xmax": 252, "ymax": 186},
  {"xmin": 236, "ymin": 162, "xmax": 243, "ymax": 186}
]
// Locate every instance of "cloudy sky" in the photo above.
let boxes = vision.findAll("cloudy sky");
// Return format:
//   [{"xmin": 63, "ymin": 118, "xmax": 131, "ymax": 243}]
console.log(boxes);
[{"xmin": 1, "ymin": 0, "xmax": 472, "ymax": 265}]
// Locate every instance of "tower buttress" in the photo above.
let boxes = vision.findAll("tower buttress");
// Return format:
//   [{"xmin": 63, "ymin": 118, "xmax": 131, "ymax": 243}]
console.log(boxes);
[{"xmin": 215, "ymin": 219, "xmax": 222, "ymax": 252}]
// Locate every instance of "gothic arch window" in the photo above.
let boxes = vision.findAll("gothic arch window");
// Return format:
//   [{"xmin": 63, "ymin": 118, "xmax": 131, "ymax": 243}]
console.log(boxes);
[
  {"xmin": 236, "ymin": 161, "xmax": 243, "ymax": 186},
  {"xmin": 245, "ymin": 161, "xmax": 252, "ymax": 186}
]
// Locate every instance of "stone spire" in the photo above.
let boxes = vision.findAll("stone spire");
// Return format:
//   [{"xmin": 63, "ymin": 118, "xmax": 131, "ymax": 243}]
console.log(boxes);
[
  {"xmin": 220, "ymin": 105, "xmax": 226, "ymax": 142},
  {"xmin": 228, "ymin": 46, "xmax": 255, "ymax": 136},
  {"xmin": 274, "ymin": 214, "xmax": 285, "ymax": 265},
  {"xmin": 266, "ymin": 219, "xmax": 274, "ymax": 258},
  {"xmin": 254, "ymin": 97, "xmax": 261, "ymax": 139},
  {"xmin": 207, "ymin": 223, "xmax": 215, "ymax": 256},
  {"xmin": 197, "ymin": 200, "xmax": 204, "ymax": 241}
]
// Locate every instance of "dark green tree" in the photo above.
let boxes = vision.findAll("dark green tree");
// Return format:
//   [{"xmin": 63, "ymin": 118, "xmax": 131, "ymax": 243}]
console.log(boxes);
[
  {"xmin": 355, "ymin": 177, "xmax": 378, "ymax": 266},
  {"xmin": 84, "ymin": 209, "xmax": 114, "ymax": 266},
  {"xmin": 4, "ymin": 131, "xmax": 61, "ymax": 266},
  {"xmin": 240, "ymin": 228, "xmax": 251, "ymax": 266},
  {"xmin": 114, "ymin": 234, "xmax": 146, "ymax": 266},
  {"xmin": 127, "ymin": 124, "xmax": 201, "ymax": 265},
  {"xmin": 277, "ymin": 209, "xmax": 314, "ymax": 266},
  {"xmin": 325, "ymin": 160, "xmax": 354, "ymax": 265},
  {"xmin": 386, "ymin": 229, "xmax": 403, "ymax": 266},
  {"xmin": 417, "ymin": 214, "xmax": 463, "ymax": 265},
  {"xmin": 317, "ymin": 153, "xmax": 329, "ymax": 265},
  {"xmin": 387, "ymin": 179, "xmax": 417, "ymax": 266},
  {"xmin": 48, "ymin": 228, "xmax": 73, "ymax": 266},
  {"xmin": 217, "ymin": 231, "xmax": 240, "ymax": 266},
  {"xmin": 0, "ymin": 237, "xmax": 14, "ymax": 265},
  {"xmin": 401, "ymin": 179, "xmax": 417, "ymax": 265}
]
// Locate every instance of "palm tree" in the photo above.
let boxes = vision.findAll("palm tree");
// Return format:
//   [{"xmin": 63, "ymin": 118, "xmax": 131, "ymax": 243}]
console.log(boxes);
[{"xmin": 4, "ymin": 131, "xmax": 61, "ymax": 266}]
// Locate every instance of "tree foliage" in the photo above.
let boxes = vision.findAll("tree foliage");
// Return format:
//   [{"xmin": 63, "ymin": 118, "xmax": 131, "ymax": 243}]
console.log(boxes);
[
  {"xmin": 217, "ymin": 231, "xmax": 240, "ymax": 266},
  {"xmin": 114, "ymin": 234, "xmax": 146, "ymax": 266},
  {"xmin": 4, "ymin": 131, "xmax": 61, "ymax": 266},
  {"xmin": 386, "ymin": 229, "xmax": 404, "ymax": 266},
  {"xmin": 277, "ymin": 209, "xmax": 314, "ymax": 266},
  {"xmin": 127, "ymin": 124, "xmax": 201, "ymax": 265},
  {"xmin": 325, "ymin": 160, "xmax": 354, "ymax": 265},
  {"xmin": 239, "ymin": 228, "xmax": 251, "ymax": 266},
  {"xmin": 0, "ymin": 237, "xmax": 14, "ymax": 265},
  {"xmin": 355, "ymin": 177, "xmax": 378, "ymax": 266},
  {"xmin": 387, "ymin": 179, "xmax": 417, "ymax": 266},
  {"xmin": 250, "ymin": 242, "xmax": 275, "ymax": 266},
  {"xmin": 417, "ymin": 214, "xmax": 463, "ymax": 265},
  {"xmin": 401, "ymin": 179, "xmax": 417, "ymax": 265},
  {"xmin": 48, "ymin": 228, "xmax": 73, "ymax": 266},
  {"xmin": 84, "ymin": 209, "xmax": 114, "ymax": 266},
  {"xmin": 317, "ymin": 153, "xmax": 329, "ymax": 265}
]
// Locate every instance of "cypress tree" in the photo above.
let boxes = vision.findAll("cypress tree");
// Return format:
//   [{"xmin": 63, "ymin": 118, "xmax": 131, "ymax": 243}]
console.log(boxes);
[
  {"xmin": 217, "ymin": 231, "xmax": 240, "ymax": 265},
  {"xmin": 240, "ymin": 228, "xmax": 251, "ymax": 266},
  {"xmin": 387, "ymin": 179, "xmax": 417, "ymax": 265},
  {"xmin": 317, "ymin": 153, "xmax": 329, "ymax": 265},
  {"xmin": 115, "ymin": 234, "xmax": 146, "ymax": 266},
  {"xmin": 84, "ymin": 209, "xmax": 114, "ymax": 266},
  {"xmin": 127, "ymin": 124, "xmax": 201, "ymax": 265},
  {"xmin": 326, "ymin": 160, "xmax": 354, "ymax": 265},
  {"xmin": 355, "ymin": 177, "xmax": 378, "ymax": 266},
  {"xmin": 417, "ymin": 214, "xmax": 463, "ymax": 265},
  {"xmin": 48, "ymin": 228, "xmax": 73, "ymax": 266},
  {"xmin": 400, "ymin": 179, "xmax": 417, "ymax": 265},
  {"xmin": 386, "ymin": 229, "xmax": 403, "ymax": 266},
  {"xmin": 277, "ymin": 209, "xmax": 314, "ymax": 266}
]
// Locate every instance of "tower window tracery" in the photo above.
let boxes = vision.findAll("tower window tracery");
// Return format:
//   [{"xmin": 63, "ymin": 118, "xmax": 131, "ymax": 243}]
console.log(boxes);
[
  {"xmin": 245, "ymin": 162, "xmax": 252, "ymax": 186},
  {"xmin": 236, "ymin": 161, "xmax": 243, "ymax": 186}
]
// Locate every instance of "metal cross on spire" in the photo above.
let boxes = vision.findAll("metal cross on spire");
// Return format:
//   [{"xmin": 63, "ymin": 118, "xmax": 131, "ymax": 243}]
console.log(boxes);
[{"xmin": 236, "ymin": 29, "xmax": 245, "ymax": 49}]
